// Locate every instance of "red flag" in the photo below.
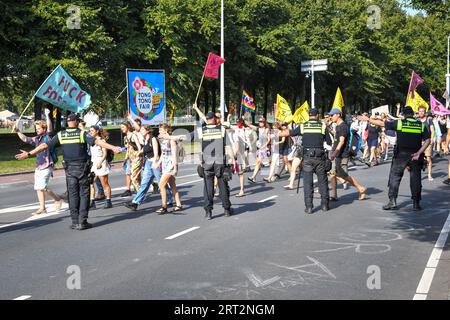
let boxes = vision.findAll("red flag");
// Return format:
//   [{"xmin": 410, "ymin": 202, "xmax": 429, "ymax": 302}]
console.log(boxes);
[
  {"xmin": 203, "ymin": 52, "xmax": 225, "ymax": 79},
  {"xmin": 430, "ymin": 92, "xmax": 450, "ymax": 116},
  {"xmin": 408, "ymin": 71, "xmax": 424, "ymax": 98}
]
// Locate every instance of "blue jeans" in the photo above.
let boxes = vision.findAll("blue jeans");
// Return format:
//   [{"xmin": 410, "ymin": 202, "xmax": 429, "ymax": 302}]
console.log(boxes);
[{"xmin": 132, "ymin": 159, "xmax": 172, "ymax": 205}]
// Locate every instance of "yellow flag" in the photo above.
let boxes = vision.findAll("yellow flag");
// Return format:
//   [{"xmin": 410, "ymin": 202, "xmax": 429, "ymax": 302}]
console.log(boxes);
[
  {"xmin": 275, "ymin": 94, "xmax": 293, "ymax": 123},
  {"xmin": 406, "ymin": 91, "xmax": 429, "ymax": 112},
  {"xmin": 52, "ymin": 108, "xmax": 58, "ymax": 118},
  {"xmin": 292, "ymin": 101, "xmax": 310, "ymax": 124},
  {"xmin": 332, "ymin": 87, "xmax": 344, "ymax": 111}
]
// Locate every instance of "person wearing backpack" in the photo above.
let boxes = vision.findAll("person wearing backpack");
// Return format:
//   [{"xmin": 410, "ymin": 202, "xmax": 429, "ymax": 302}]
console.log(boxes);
[{"xmin": 14, "ymin": 108, "xmax": 62, "ymax": 216}]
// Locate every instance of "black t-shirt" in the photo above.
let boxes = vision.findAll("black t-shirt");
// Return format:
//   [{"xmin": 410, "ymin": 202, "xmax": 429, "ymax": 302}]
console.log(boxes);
[
  {"xmin": 367, "ymin": 124, "xmax": 381, "ymax": 141},
  {"xmin": 384, "ymin": 119, "xmax": 430, "ymax": 152},
  {"xmin": 332, "ymin": 122, "xmax": 350, "ymax": 158},
  {"xmin": 439, "ymin": 121, "xmax": 447, "ymax": 134}
]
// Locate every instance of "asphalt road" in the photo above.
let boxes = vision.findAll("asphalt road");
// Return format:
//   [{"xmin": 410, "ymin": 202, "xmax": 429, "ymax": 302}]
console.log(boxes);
[{"xmin": 0, "ymin": 155, "xmax": 449, "ymax": 300}]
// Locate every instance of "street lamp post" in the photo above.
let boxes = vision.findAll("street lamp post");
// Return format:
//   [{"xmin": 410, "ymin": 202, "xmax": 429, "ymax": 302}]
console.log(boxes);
[
  {"xmin": 220, "ymin": 0, "xmax": 225, "ymax": 119},
  {"xmin": 446, "ymin": 35, "xmax": 450, "ymax": 108}
]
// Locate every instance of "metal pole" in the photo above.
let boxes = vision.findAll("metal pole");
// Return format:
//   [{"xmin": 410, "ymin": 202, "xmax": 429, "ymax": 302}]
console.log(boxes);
[
  {"xmin": 220, "ymin": 0, "xmax": 225, "ymax": 119},
  {"xmin": 311, "ymin": 64, "xmax": 315, "ymax": 109},
  {"xmin": 446, "ymin": 35, "xmax": 450, "ymax": 108}
]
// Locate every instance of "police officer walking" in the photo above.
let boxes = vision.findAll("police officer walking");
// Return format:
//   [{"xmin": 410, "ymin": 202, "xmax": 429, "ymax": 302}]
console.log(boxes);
[
  {"xmin": 193, "ymin": 104, "xmax": 233, "ymax": 220},
  {"xmin": 279, "ymin": 109, "xmax": 333, "ymax": 214},
  {"xmin": 16, "ymin": 114, "xmax": 122, "ymax": 230},
  {"xmin": 360, "ymin": 106, "xmax": 430, "ymax": 211}
]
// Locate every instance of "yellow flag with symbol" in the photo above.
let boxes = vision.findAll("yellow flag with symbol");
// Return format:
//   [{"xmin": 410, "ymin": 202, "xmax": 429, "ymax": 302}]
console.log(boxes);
[
  {"xmin": 406, "ymin": 91, "xmax": 429, "ymax": 112},
  {"xmin": 292, "ymin": 101, "xmax": 310, "ymax": 124},
  {"xmin": 275, "ymin": 94, "xmax": 293, "ymax": 123},
  {"xmin": 332, "ymin": 87, "xmax": 344, "ymax": 111}
]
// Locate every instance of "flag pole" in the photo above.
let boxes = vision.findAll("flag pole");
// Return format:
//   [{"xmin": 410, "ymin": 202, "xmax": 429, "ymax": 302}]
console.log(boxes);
[
  {"xmin": 12, "ymin": 95, "xmax": 36, "ymax": 133},
  {"xmin": 194, "ymin": 72, "xmax": 206, "ymax": 106},
  {"xmin": 115, "ymin": 85, "xmax": 128, "ymax": 100}
]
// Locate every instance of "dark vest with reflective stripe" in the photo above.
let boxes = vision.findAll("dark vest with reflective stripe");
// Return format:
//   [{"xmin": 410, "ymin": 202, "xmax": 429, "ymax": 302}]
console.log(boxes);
[
  {"xmin": 57, "ymin": 128, "xmax": 89, "ymax": 162},
  {"xmin": 300, "ymin": 120, "xmax": 326, "ymax": 149},
  {"xmin": 395, "ymin": 118, "xmax": 425, "ymax": 151},
  {"xmin": 201, "ymin": 124, "xmax": 225, "ymax": 164}
]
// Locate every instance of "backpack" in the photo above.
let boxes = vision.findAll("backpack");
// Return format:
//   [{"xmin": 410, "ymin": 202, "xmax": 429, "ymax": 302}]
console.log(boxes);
[
  {"xmin": 43, "ymin": 135, "xmax": 58, "ymax": 164},
  {"xmin": 106, "ymin": 149, "xmax": 114, "ymax": 163},
  {"xmin": 348, "ymin": 129, "xmax": 362, "ymax": 157}
]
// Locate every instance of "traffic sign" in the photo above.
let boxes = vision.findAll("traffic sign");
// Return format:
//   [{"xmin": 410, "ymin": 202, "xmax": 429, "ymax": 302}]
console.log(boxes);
[{"xmin": 300, "ymin": 59, "xmax": 328, "ymax": 67}]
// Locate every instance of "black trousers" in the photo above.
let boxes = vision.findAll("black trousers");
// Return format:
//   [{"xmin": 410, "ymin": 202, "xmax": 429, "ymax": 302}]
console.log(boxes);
[
  {"xmin": 302, "ymin": 156, "xmax": 329, "ymax": 208},
  {"xmin": 203, "ymin": 164, "xmax": 231, "ymax": 212},
  {"xmin": 65, "ymin": 162, "xmax": 91, "ymax": 224},
  {"xmin": 388, "ymin": 151, "xmax": 423, "ymax": 201}
]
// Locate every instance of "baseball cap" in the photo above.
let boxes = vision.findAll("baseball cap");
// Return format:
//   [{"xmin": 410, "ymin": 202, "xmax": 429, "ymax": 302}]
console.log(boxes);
[
  {"xmin": 67, "ymin": 114, "xmax": 79, "ymax": 121},
  {"xmin": 205, "ymin": 112, "xmax": 215, "ymax": 120},
  {"xmin": 328, "ymin": 108, "xmax": 342, "ymax": 116},
  {"xmin": 309, "ymin": 109, "xmax": 319, "ymax": 116}
]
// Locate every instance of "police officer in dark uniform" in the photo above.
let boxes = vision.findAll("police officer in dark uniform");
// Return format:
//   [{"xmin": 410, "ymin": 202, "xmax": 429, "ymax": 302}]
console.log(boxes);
[
  {"xmin": 15, "ymin": 114, "xmax": 122, "ymax": 230},
  {"xmin": 193, "ymin": 104, "xmax": 233, "ymax": 220},
  {"xmin": 361, "ymin": 106, "xmax": 430, "ymax": 211},
  {"xmin": 279, "ymin": 109, "xmax": 333, "ymax": 214}
]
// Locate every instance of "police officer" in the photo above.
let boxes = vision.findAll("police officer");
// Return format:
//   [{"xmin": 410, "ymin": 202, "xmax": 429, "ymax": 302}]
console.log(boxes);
[
  {"xmin": 193, "ymin": 104, "xmax": 233, "ymax": 220},
  {"xmin": 361, "ymin": 106, "xmax": 431, "ymax": 211},
  {"xmin": 279, "ymin": 109, "xmax": 332, "ymax": 214},
  {"xmin": 15, "ymin": 114, "xmax": 122, "ymax": 230}
]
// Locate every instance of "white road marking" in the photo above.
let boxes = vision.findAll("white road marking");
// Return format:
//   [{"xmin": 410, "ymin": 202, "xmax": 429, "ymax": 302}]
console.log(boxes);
[
  {"xmin": 13, "ymin": 295, "xmax": 31, "ymax": 300},
  {"xmin": 165, "ymin": 226, "xmax": 200, "ymax": 240},
  {"xmin": 413, "ymin": 212, "xmax": 450, "ymax": 300},
  {"xmin": 258, "ymin": 195, "xmax": 278, "ymax": 203}
]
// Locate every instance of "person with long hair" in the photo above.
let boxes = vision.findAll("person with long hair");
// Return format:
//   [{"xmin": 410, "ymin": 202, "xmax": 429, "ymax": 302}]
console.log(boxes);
[
  {"xmin": 121, "ymin": 121, "xmax": 143, "ymax": 196},
  {"xmin": 264, "ymin": 122, "xmax": 283, "ymax": 182},
  {"xmin": 156, "ymin": 124, "xmax": 182, "ymax": 214},
  {"xmin": 120, "ymin": 122, "xmax": 133, "ymax": 196},
  {"xmin": 89, "ymin": 125, "xmax": 113, "ymax": 209},
  {"xmin": 125, "ymin": 125, "xmax": 172, "ymax": 211},
  {"xmin": 245, "ymin": 115, "xmax": 270, "ymax": 184},
  {"xmin": 365, "ymin": 115, "xmax": 382, "ymax": 167},
  {"xmin": 14, "ymin": 108, "xmax": 61, "ymax": 215}
]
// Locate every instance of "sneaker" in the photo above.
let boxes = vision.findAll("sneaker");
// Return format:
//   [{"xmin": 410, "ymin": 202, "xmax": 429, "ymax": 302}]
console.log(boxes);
[
  {"xmin": 89, "ymin": 201, "xmax": 96, "ymax": 209},
  {"xmin": 77, "ymin": 222, "xmax": 93, "ymax": 230},
  {"xmin": 69, "ymin": 223, "xmax": 79, "ymax": 230},
  {"xmin": 124, "ymin": 201, "xmax": 138, "ymax": 211},
  {"xmin": 443, "ymin": 179, "xmax": 450, "ymax": 186},
  {"xmin": 224, "ymin": 208, "xmax": 234, "ymax": 217},
  {"xmin": 120, "ymin": 190, "xmax": 132, "ymax": 197},
  {"xmin": 31, "ymin": 208, "xmax": 47, "ymax": 216}
]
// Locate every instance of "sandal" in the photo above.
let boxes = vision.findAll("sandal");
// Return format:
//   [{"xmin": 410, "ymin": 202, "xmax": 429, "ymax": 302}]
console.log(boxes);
[
  {"xmin": 248, "ymin": 177, "xmax": 256, "ymax": 184},
  {"xmin": 156, "ymin": 207, "xmax": 168, "ymax": 215},
  {"xmin": 173, "ymin": 205, "xmax": 183, "ymax": 212},
  {"xmin": 284, "ymin": 185, "xmax": 294, "ymax": 190},
  {"xmin": 235, "ymin": 193, "xmax": 246, "ymax": 198}
]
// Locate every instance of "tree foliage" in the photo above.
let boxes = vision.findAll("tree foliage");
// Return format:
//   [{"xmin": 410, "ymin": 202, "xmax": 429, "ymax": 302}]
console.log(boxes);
[{"xmin": 0, "ymin": 0, "xmax": 449, "ymax": 118}]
